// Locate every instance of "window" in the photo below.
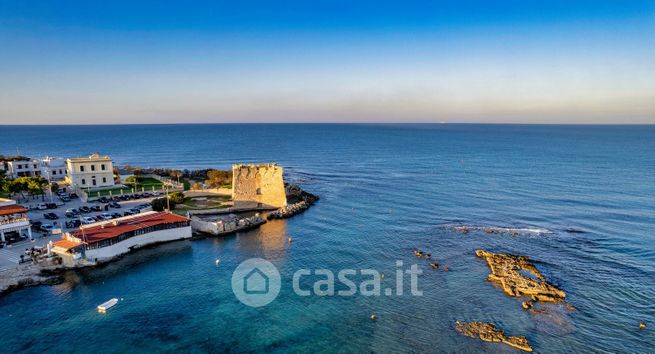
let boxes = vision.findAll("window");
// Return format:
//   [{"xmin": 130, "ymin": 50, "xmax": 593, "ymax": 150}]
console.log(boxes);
[
  {"xmin": 102, "ymin": 177, "xmax": 107, "ymax": 183},
  {"xmin": 256, "ymin": 188, "xmax": 262, "ymax": 195},
  {"xmin": 91, "ymin": 165, "xmax": 95, "ymax": 171},
  {"xmin": 52, "ymin": 171, "xmax": 57, "ymax": 175},
  {"xmin": 101, "ymin": 164, "xmax": 106, "ymax": 170},
  {"xmin": 81, "ymin": 179, "xmax": 86, "ymax": 185},
  {"xmin": 92, "ymin": 179, "xmax": 97, "ymax": 186},
  {"xmin": 80, "ymin": 166, "xmax": 85, "ymax": 172}
]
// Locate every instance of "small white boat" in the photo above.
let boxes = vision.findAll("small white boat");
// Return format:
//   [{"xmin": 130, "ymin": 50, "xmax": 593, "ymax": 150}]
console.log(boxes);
[{"xmin": 97, "ymin": 298, "xmax": 119, "ymax": 313}]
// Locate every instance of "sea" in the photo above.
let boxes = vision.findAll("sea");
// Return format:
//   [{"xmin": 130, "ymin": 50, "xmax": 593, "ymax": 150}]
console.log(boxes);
[{"xmin": 0, "ymin": 124, "xmax": 653, "ymax": 353}]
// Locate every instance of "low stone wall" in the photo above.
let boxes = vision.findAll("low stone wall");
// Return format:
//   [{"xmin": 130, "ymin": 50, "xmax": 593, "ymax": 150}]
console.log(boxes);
[{"xmin": 187, "ymin": 205, "xmax": 274, "ymax": 215}]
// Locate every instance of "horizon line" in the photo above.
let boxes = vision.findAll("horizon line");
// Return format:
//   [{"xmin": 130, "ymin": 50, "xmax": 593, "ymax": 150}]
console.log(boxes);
[{"xmin": 1, "ymin": 122, "xmax": 654, "ymax": 126}]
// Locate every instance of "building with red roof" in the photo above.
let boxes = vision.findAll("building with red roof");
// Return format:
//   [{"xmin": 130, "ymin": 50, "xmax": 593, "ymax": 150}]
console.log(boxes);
[
  {"xmin": 0, "ymin": 198, "xmax": 32, "ymax": 245},
  {"xmin": 51, "ymin": 211, "xmax": 191, "ymax": 265}
]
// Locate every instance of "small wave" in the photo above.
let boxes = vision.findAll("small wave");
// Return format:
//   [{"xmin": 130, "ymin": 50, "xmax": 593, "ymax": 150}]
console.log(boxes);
[
  {"xmin": 563, "ymin": 228, "xmax": 587, "ymax": 234},
  {"xmin": 448, "ymin": 225, "xmax": 554, "ymax": 236}
]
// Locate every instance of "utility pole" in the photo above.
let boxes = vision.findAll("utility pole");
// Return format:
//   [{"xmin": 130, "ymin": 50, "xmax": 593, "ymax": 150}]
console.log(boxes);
[{"xmin": 165, "ymin": 184, "xmax": 170, "ymax": 212}]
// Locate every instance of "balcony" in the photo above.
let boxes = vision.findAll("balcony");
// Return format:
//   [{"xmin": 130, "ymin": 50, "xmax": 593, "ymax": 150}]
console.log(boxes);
[{"xmin": 0, "ymin": 217, "xmax": 30, "ymax": 229}]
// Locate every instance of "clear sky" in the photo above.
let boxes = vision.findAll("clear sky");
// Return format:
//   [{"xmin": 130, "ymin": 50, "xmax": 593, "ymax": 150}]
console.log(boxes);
[{"xmin": 1, "ymin": 0, "xmax": 654, "ymax": 124}]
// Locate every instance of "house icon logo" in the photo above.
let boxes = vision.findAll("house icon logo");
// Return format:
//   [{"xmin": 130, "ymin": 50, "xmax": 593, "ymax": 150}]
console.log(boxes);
[
  {"xmin": 244, "ymin": 268, "xmax": 269, "ymax": 294},
  {"xmin": 232, "ymin": 258, "xmax": 281, "ymax": 307}
]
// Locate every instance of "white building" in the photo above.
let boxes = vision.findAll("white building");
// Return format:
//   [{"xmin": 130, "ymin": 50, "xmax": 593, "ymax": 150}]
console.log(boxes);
[
  {"xmin": 0, "ymin": 198, "xmax": 32, "ymax": 244},
  {"xmin": 4, "ymin": 157, "xmax": 67, "ymax": 181},
  {"xmin": 41, "ymin": 156, "xmax": 67, "ymax": 181},
  {"xmin": 65, "ymin": 154, "xmax": 115, "ymax": 189},
  {"xmin": 51, "ymin": 211, "xmax": 191, "ymax": 265},
  {"xmin": 4, "ymin": 159, "xmax": 40, "ymax": 178}
]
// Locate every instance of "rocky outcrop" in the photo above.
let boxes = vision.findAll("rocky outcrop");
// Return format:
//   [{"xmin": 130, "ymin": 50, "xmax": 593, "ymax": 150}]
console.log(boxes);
[
  {"xmin": 455, "ymin": 321, "xmax": 532, "ymax": 352},
  {"xmin": 268, "ymin": 184, "xmax": 319, "ymax": 220},
  {"xmin": 0, "ymin": 265, "xmax": 64, "ymax": 297},
  {"xmin": 285, "ymin": 184, "xmax": 319, "ymax": 205},
  {"xmin": 475, "ymin": 250, "xmax": 566, "ymax": 303},
  {"xmin": 267, "ymin": 201, "xmax": 309, "ymax": 219}
]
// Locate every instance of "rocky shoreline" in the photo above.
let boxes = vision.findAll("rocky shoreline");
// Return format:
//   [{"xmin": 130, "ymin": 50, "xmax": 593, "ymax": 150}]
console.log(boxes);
[
  {"xmin": 0, "ymin": 264, "xmax": 66, "ymax": 297},
  {"xmin": 267, "ymin": 184, "xmax": 319, "ymax": 220}
]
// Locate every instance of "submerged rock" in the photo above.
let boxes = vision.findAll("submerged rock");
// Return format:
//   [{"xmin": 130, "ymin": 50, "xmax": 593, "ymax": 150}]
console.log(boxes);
[
  {"xmin": 455, "ymin": 321, "xmax": 532, "ymax": 352},
  {"xmin": 475, "ymin": 250, "xmax": 567, "ymax": 304},
  {"xmin": 451, "ymin": 226, "xmax": 552, "ymax": 236}
]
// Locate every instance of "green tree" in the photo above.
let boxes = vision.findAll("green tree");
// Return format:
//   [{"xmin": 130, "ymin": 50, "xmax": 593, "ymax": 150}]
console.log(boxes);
[
  {"xmin": 27, "ymin": 180, "xmax": 44, "ymax": 200},
  {"xmin": 169, "ymin": 191, "xmax": 185, "ymax": 204},
  {"xmin": 151, "ymin": 197, "xmax": 177, "ymax": 212},
  {"xmin": 205, "ymin": 170, "xmax": 232, "ymax": 188}
]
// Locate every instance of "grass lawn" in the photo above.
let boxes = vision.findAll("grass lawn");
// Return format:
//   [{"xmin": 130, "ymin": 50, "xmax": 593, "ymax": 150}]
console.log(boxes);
[
  {"xmin": 124, "ymin": 177, "xmax": 164, "ymax": 188},
  {"xmin": 173, "ymin": 195, "xmax": 231, "ymax": 211}
]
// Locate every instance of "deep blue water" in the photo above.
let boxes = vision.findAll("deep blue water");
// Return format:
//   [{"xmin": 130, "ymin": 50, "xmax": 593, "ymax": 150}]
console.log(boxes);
[{"xmin": 0, "ymin": 124, "xmax": 654, "ymax": 353}]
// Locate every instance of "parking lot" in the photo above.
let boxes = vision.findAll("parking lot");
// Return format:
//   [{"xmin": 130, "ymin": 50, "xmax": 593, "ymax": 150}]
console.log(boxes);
[{"xmin": 0, "ymin": 189, "xmax": 158, "ymax": 271}]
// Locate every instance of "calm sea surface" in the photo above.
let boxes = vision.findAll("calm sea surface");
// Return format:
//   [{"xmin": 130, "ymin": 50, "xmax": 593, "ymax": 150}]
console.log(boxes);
[{"xmin": 0, "ymin": 124, "xmax": 654, "ymax": 353}]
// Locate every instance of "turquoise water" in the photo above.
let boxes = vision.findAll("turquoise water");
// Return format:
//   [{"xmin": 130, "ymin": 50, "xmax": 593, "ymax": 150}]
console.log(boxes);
[{"xmin": 0, "ymin": 124, "xmax": 654, "ymax": 352}]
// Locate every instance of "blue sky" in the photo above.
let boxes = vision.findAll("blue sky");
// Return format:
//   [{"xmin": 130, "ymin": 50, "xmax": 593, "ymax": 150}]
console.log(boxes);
[{"xmin": 1, "ymin": 0, "xmax": 654, "ymax": 124}]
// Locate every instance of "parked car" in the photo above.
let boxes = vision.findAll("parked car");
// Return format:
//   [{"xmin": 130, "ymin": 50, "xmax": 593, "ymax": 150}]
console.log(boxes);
[
  {"xmin": 98, "ymin": 197, "xmax": 110, "ymax": 203},
  {"xmin": 40, "ymin": 224, "xmax": 54, "ymax": 233},
  {"xmin": 65, "ymin": 211, "xmax": 76, "ymax": 218},
  {"xmin": 79, "ymin": 206, "xmax": 91, "ymax": 213},
  {"xmin": 111, "ymin": 212, "xmax": 123, "ymax": 219},
  {"xmin": 129, "ymin": 207, "xmax": 141, "ymax": 214},
  {"xmin": 43, "ymin": 212, "xmax": 59, "ymax": 220},
  {"xmin": 91, "ymin": 205, "xmax": 102, "ymax": 212},
  {"xmin": 65, "ymin": 219, "xmax": 81, "ymax": 228},
  {"xmin": 36, "ymin": 203, "xmax": 48, "ymax": 210},
  {"xmin": 123, "ymin": 210, "xmax": 136, "ymax": 216},
  {"xmin": 98, "ymin": 213, "xmax": 113, "ymax": 221},
  {"xmin": 66, "ymin": 208, "xmax": 80, "ymax": 215},
  {"xmin": 109, "ymin": 202, "xmax": 121, "ymax": 208},
  {"xmin": 69, "ymin": 193, "xmax": 78, "ymax": 199},
  {"xmin": 31, "ymin": 221, "xmax": 43, "ymax": 229},
  {"xmin": 80, "ymin": 216, "xmax": 96, "ymax": 225},
  {"xmin": 60, "ymin": 195, "xmax": 71, "ymax": 202},
  {"xmin": 46, "ymin": 203, "xmax": 57, "ymax": 209}
]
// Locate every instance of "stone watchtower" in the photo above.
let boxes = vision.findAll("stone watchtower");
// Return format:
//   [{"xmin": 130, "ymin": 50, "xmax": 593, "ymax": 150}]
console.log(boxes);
[{"xmin": 231, "ymin": 163, "xmax": 287, "ymax": 208}]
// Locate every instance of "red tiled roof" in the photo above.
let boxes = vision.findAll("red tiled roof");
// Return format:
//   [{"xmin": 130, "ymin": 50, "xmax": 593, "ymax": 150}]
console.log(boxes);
[
  {"xmin": 71, "ymin": 212, "xmax": 190, "ymax": 244},
  {"xmin": 53, "ymin": 239, "xmax": 83, "ymax": 251},
  {"xmin": 0, "ymin": 204, "xmax": 28, "ymax": 216}
]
